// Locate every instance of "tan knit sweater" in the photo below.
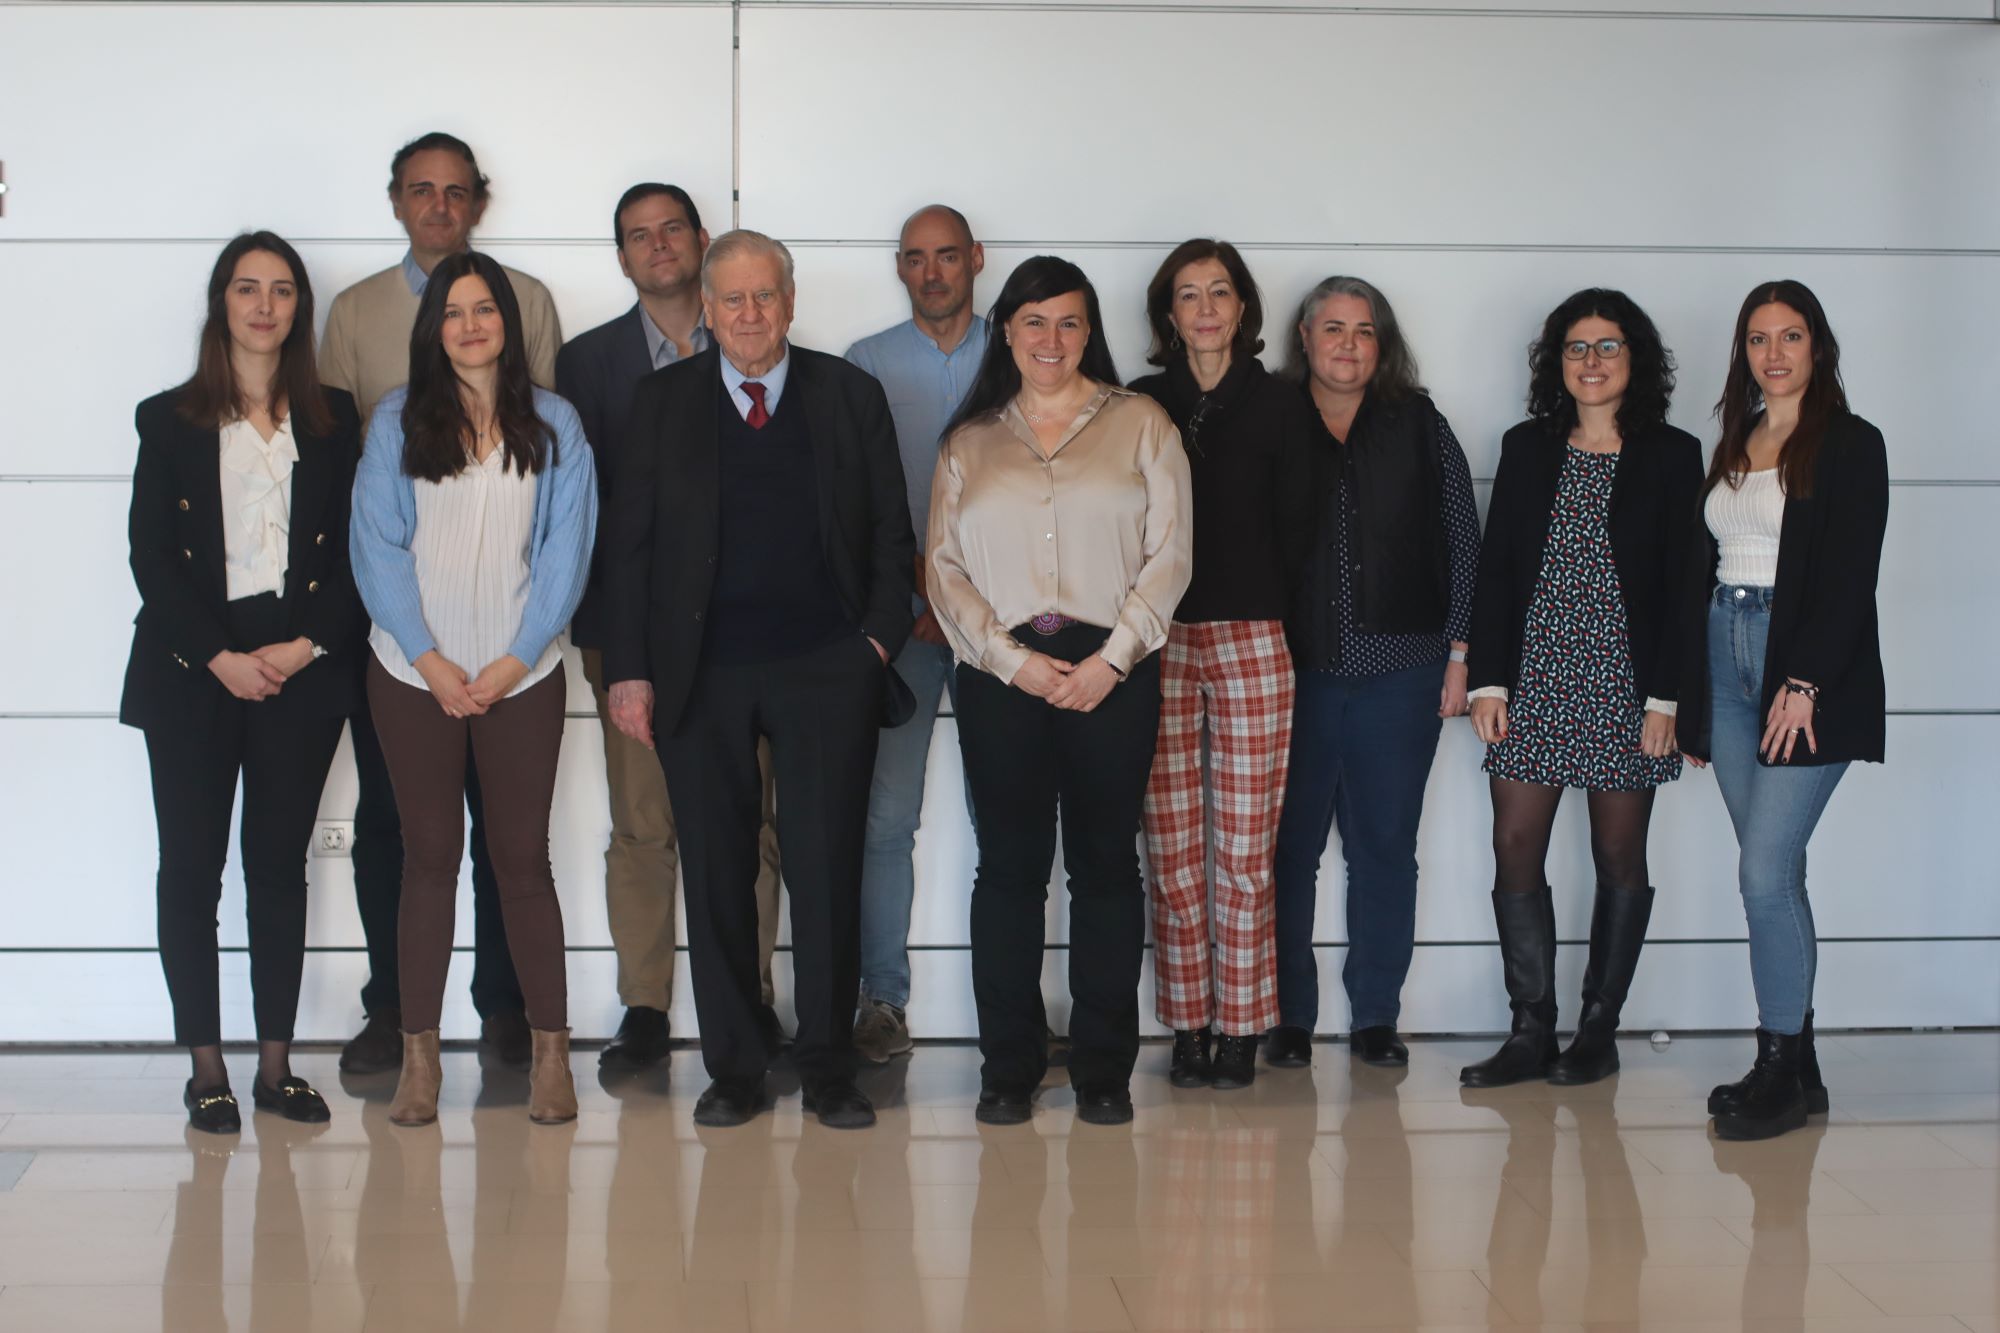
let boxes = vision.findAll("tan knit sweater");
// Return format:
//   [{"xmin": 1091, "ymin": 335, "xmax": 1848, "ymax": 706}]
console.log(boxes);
[{"xmin": 318, "ymin": 261, "xmax": 563, "ymax": 422}]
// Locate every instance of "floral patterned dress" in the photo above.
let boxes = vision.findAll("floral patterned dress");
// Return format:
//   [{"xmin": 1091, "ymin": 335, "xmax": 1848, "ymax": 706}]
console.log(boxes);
[{"xmin": 1482, "ymin": 445, "xmax": 1682, "ymax": 791}]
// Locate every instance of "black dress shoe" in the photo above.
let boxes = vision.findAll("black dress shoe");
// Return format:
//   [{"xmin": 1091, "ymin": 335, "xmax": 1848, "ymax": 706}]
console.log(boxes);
[
  {"xmin": 693, "ymin": 1078, "xmax": 765, "ymax": 1127},
  {"xmin": 183, "ymin": 1080, "xmax": 241, "ymax": 1135},
  {"xmin": 755, "ymin": 1005, "xmax": 791, "ymax": 1061},
  {"xmin": 1211, "ymin": 1035, "xmax": 1258, "ymax": 1090},
  {"xmin": 801, "ymin": 1079, "xmax": 877, "ymax": 1129},
  {"xmin": 1075, "ymin": 1086, "xmax": 1134, "ymax": 1126},
  {"xmin": 599, "ymin": 1006, "xmax": 672, "ymax": 1070},
  {"xmin": 975, "ymin": 1086, "xmax": 1034, "ymax": 1126},
  {"xmin": 1169, "ymin": 1027, "xmax": 1213, "ymax": 1088},
  {"xmin": 482, "ymin": 1009, "xmax": 533, "ymax": 1069},
  {"xmin": 252, "ymin": 1075, "xmax": 330, "ymax": 1124},
  {"xmin": 1264, "ymin": 1026, "xmax": 1313, "ymax": 1068},
  {"xmin": 1350, "ymin": 1026, "xmax": 1410, "ymax": 1067},
  {"xmin": 339, "ymin": 1007, "xmax": 402, "ymax": 1075}
]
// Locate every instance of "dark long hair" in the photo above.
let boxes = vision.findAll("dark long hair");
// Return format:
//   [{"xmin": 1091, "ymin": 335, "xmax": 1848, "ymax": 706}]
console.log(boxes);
[
  {"xmin": 942, "ymin": 256, "xmax": 1121, "ymax": 440},
  {"xmin": 1281, "ymin": 275, "xmax": 1425, "ymax": 404},
  {"xmin": 400, "ymin": 252, "xmax": 553, "ymax": 481},
  {"xmin": 1525, "ymin": 288, "xmax": 1675, "ymax": 439},
  {"xmin": 1706, "ymin": 279, "xmax": 1847, "ymax": 500},
  {"xmin": 1143, "ymin": 238, "xmax": 1265, "ymax": 367},
  {"xmin": 176, "ymin": 232, "xmax": 333, "ymax": 437}
]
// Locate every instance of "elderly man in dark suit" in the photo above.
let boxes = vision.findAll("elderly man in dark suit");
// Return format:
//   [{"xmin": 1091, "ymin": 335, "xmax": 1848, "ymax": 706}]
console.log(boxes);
[
  {"xmin": 603, "ymin": 229, "xmax": 916, "ymax": 1128},
  {"xmin": 556, "ymin": 186, "xmax": 789, "ymax": 1072}
]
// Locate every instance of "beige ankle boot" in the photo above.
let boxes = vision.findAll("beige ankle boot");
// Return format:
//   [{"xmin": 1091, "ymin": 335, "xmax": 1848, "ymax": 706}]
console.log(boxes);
[
  {"xmin": 529, "ymin": 1028, "xmax": 578, "ymax": 1125},
  {"xmin": 388, "ymin": 1029, "xmax": 442, "ymax": 1127}
]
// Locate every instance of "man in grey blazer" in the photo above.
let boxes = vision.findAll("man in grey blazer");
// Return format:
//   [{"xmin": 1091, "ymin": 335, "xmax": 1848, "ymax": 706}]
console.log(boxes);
[{"xmin": 556, "ymin": 184, "xmax": 787, "ymax": 1070}]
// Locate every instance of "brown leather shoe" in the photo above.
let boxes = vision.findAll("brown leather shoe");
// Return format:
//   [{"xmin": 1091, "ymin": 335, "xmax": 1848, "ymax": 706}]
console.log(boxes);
[
  {"xmin": 389, "ymin": 1029, "xmax": 442, "ymax": 1127},
  {"xmin": 529, "ymin": 1028, "xmax": 579, "ymax": 1125}
]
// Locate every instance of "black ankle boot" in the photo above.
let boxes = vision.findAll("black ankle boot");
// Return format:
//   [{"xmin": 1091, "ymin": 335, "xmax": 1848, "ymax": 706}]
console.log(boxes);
[
  {"xmin": 1549, "ymin": 885, "xmax": 1654, "ymax": 1086},
  {"xmin": 1169, "ymin": 1027, "xmax": 1213, "ymax": 1088},
  {"xmin": 1713, "ymin": 1028, "xmax": 1808, "ymax": 1140},
  {"xmin": 1711, "ymin": 1009, "xmax": 1829, "ymax": 1115},
  {"xmin": 1460, "ymin": 887, "xmax": 1558, "ymax": 1088},
  {"xmin": 1210, "ymin": 1035, "xmax": 1257, "ymax": 1090}
]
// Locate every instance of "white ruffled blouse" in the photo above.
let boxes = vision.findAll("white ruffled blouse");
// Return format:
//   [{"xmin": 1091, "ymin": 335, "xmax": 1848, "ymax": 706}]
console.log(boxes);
[{"xmin": 218, "ymin": 416, "xmax": 296, "ymax": 600}]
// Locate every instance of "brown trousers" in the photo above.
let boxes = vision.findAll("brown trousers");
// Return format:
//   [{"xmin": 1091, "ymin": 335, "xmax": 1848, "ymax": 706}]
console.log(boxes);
[
  {"xmin": 581, "ymin": 648, "xmax": 782, "ymax": 1011},
  {"xmin": 367, "ymin": 659, "xmax": 569, "ymax": 1033}
]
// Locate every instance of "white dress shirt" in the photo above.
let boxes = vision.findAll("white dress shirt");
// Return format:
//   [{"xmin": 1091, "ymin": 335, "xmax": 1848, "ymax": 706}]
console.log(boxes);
[
  {"xmin": 368, "ymin": 445, "xmax": 563, "ymax": 698},
  {"xmin": 218, "ymin": 416, "xmax": 295, "ymax": 600}
]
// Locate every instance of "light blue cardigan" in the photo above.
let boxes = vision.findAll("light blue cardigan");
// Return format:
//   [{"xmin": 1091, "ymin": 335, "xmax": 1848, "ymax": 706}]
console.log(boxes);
[{"xmin": 350, "ymin": 385, "xmax": 598, "ymax": 670}]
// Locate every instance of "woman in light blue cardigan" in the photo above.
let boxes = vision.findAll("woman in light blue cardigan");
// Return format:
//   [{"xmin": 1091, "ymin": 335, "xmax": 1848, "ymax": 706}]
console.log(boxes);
[{"xmin": 350, "ymin": 252, "xmax": 596, "ymax": 1128}]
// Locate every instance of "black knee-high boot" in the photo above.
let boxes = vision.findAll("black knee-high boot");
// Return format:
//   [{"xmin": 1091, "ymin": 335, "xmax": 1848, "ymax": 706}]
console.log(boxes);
[
  {"xmin": 1460, "ymin": 887, "xmax": 1558, "ymax": 1088},
  {"xmin": 1548, "ymin": 885, "xmax": 1655, "ymax": 1086}
]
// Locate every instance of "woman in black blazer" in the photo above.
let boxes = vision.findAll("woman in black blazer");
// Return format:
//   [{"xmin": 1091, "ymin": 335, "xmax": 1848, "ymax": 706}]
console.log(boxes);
[
  {"xmin": 1678, "ymin": 281, "xmax": 1888, "ymax": 1141},
  {"xmin": 1462, "ymin": 289, "xmax": 1702, "ymax": 1089},
  {"xmin": 120, "ymin": 232, "xmax": 364, "ymax": 1131}
]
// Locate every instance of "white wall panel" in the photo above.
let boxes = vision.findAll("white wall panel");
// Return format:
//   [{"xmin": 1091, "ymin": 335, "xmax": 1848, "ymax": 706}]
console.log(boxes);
[
  {"xmin": 775, "ymin": 2, "xmax": 1989, "ymax": 14},
  {"xmin": 740, "ymin": 10, "xmax": 2000, "ymax": 250},
  {"xmin": 0, "ymin": 5, "xmax": 734, "ymax": 241}
]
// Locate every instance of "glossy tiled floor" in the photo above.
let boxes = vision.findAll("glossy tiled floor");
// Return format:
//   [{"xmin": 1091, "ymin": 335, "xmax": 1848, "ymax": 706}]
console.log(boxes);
[{"xmin": 0, "ymin": 1032, "xmax": 1993, "ymax": 1331}]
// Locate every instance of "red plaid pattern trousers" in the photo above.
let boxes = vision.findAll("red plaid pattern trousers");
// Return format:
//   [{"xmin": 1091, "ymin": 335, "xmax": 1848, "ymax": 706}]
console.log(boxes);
[{"xmin": 1141, "ymin": 619, "xmax": 1294, "ymax": 1036}]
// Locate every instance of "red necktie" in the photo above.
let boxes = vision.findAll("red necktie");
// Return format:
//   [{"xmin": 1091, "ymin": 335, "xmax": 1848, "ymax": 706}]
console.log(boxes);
[{"xmin": 742, "ymin": 380, "xmax": 770, "ymax": 430}]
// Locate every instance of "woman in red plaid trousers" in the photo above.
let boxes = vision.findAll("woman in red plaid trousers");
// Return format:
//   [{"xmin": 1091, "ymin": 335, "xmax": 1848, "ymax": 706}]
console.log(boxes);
[{"xmin": 1129, "ymin": 240, "xmax": 1319, "ymax": 1090}]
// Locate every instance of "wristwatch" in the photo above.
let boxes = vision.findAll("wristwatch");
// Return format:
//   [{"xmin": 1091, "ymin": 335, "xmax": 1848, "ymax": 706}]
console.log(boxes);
[{"xmin": 1448, "ymin": 649, "xmax": 1467, "ymax": 664}]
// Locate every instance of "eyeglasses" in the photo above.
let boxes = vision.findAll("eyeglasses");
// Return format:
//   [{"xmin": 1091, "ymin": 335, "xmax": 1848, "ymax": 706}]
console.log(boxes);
[{"xmin": 1562, "ymin": 338, "xmax": 1626, "ymax": 361}]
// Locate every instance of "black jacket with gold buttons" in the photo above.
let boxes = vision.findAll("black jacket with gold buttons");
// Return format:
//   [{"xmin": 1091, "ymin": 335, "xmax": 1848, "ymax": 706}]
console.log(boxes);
[{"xmin": 118, "ymin": 388, "xmax": 365, "ymax": 730}]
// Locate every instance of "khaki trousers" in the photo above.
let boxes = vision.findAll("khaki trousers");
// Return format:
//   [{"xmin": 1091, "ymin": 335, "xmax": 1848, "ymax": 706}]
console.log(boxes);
[{"xmin": 582, "ymin": 648, "xmax": 783, "ymax": 1011}]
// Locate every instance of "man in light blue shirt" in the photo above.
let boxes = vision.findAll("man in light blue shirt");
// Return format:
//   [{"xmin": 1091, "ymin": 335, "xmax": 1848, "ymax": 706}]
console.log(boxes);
[{"xmin": 843, "ymin": 205, "xmax": 988, "ymax": 1061}]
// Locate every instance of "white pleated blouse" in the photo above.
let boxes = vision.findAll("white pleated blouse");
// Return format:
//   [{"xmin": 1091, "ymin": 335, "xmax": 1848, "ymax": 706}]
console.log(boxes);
[
  {"xmin": 1705, "ymin": 468, "xmax": 1785, "ymax": 588},
  {"xmin": 218, "ymin": 416, "xmax": 295, "ymax": 601},
  {"xmin": 368, "ymin": 446, "xmax": 563, "ymax": 698}
]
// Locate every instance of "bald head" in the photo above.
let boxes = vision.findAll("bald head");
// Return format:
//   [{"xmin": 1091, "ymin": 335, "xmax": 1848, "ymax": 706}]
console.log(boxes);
[{"xmin": 896, "ymin": 204, "xmax": 983, "ymax": 329}]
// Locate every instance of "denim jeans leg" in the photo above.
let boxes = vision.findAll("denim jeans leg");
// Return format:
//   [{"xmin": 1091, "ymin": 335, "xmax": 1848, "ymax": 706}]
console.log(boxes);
[
  {"xmin": 1336, "ymin": 661, "xmax": 1445, "ymax": 1031},
  {"xmin": 857, "ymin": 638, "xmax": 953, "ymax": 1009},
  {"xmin": 1272, "ymin": 671, "xmax": 1343, "ymax": 1031},
  {"xmin": 1706, "ymin": 594, "xmax": 1848, "ymax": 1036}
]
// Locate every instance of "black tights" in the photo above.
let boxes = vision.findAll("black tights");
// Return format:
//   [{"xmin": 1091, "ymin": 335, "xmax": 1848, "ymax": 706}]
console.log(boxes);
[{"xmin": 1490, "ymin": 778, "xmax": 1656, "ymax": 896}]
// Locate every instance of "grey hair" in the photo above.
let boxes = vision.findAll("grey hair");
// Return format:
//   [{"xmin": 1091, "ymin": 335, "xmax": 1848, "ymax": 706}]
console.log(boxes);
[
  {"xmin": 700, "ymin": 228, "xmax": 795, "ymax": 295},
  {"xmin": 1281, "ymin": 274, "xmax": 1425, "ymax": 401}
]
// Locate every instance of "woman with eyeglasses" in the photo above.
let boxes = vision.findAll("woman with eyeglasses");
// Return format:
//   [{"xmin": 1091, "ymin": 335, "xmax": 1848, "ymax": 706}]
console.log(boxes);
[
  {"xmin": 1678, "ymin": 281, "xmax": 1887, "ymax": 1140},
  {"xmin": 1461, "ymin": 288, "xmax": 1702, "ymax": 1088},
  {"xmin": 1125, "ymin": 239, "xmax": 1315, "ymax": 1092}
]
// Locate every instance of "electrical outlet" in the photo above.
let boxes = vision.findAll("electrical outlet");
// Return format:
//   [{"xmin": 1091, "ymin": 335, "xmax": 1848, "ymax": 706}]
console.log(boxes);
[{"xmin": 313, "ymin": 821, "xmax": 354, "ymax": 857}]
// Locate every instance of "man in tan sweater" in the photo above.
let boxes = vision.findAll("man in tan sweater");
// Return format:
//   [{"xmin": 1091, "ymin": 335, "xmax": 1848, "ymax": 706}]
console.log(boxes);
[{"xmin": 319, "ymin": 131, "xmax": 563, "ymax": 1074}]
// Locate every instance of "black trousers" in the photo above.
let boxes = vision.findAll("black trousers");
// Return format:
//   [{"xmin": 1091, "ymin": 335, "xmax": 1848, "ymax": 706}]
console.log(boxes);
[
  {"xmin": 145, "ymin": 593, "xmax": 346, "ymax": 1048},
  {"xmin": 349, "ymin": 667, "xmax": 522, "ymax": 1020},
  {"xmin": 658, "ymin": 633, "xmax": 883, "ymax": 1086},
  {"xmin": 955, "ymin": 623, "xmax": 1162, "ymax": 1096}
]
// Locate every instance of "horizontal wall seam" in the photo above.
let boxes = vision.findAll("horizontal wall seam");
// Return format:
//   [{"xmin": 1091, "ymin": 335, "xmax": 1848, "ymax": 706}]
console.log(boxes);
[
  {"xmin": 2, "ymin": 238, "xmax": 1997, "ymax": 258},
  {"xmin": 8, "ymin": 475, "xmax": 1998, "ymax": 487},
  {"xmin": 5, "ymin": 937, "xmax": 1997, "ymax": 954}
]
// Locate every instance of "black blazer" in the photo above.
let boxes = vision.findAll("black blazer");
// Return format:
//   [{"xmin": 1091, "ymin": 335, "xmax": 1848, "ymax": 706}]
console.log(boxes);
[
  {"xmin": 554, "ymin": 305, "xmax": 654, "ymax": 651},
  {"xmin": 602, "ymin": 345, "xmax": 917, "ymax": 734},
  {"xmin": 119, "ymin": 389, "xmax": 366, "ymax": 730},
  {"xmin": 1468, "ymin": 417, "xmax": 1704, "ymax": 704},
  {"xmin": 1676, "ymin": 412, "xmax": 1890, "ymax": 767}
]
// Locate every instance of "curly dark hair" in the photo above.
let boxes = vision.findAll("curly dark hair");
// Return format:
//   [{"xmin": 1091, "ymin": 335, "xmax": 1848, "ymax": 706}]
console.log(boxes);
[{"xmin": 1525, "ymin": 288, "xmax": 1675, "ymax": 439}]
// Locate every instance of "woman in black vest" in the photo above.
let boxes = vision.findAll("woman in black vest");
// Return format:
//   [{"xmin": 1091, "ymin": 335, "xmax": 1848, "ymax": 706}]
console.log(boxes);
[
  {"xmin": 1679, "ymin": 281, "xmax": 1887, "ymax": 1140},
  {"xmin": 1462, "ymin": 288, "xmax": 1702, "ymax": 1088},
  {"xmin": 1269, "ymin": 276, "xmax": 1480, "ymax": 1070},
  {"xmin": 120, "ymin": 232, "xmax": 363, "ymax": 1131},
  {"xmin": 1128, "ymin": 239, "xmax": 1316, "ymax": 1091}
]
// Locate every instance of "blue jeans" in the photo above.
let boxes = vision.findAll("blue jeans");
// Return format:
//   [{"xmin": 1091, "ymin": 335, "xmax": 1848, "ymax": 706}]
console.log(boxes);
[
  {"xmin": 1707, "ymin": 587, "xmax": 1848, "ymax": 1036},
  {"xmin": 1271, "ymin": 660, "xmax": 1445, "ymax": 1032},
  {"xmin": 858, "ymin": 637, "xmax": 960, "ymax": 1008}
]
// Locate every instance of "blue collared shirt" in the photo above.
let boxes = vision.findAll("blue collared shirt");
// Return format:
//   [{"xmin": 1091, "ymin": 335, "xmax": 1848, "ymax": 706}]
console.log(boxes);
[
  {"xmin": 639, "ymin": 306, "xmax": 711, "ymax": 371},
  {"xmin": 720, "ymin": 345, "xmax": 791, "ymax": 422},
  {"xmin": 399, "ymin": 250, "xmax": 429, "ymax": 297},
  {"xmin": 845, "ymin": 316, "xmax": 988, "ymax": 543}
]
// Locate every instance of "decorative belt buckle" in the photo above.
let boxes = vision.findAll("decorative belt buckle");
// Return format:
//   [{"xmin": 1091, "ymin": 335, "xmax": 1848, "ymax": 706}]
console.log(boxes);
[{"xmin": 1028, "ymin": 613, "xmax": 1078, "ymax": 637}]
